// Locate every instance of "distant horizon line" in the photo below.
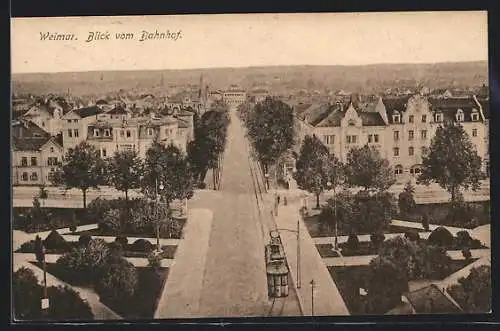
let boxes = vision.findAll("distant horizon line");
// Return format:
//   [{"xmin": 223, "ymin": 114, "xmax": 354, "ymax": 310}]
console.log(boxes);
[{"xmin": 11, "ymin": 60, "xmax": 488, "ymax": 76}]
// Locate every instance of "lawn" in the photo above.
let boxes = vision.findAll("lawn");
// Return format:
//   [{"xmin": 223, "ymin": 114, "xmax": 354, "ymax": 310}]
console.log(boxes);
[
  {"xmin": 73, "ymin": 218, "xmax": 187, "ymax": 240},
  {"xmin": 303, "ymin": 214, "xmax": 430, "ymax": 238},
  {"xmin": 12, "ymin": 207, "xmax": 93, "ymax": 233},
  {"xmin": 399, "ymin": 201, "xmax": 490, "ymax": 229},
  {"xmin": 18, "ymin": 241, "xmax": 178, "ymax": 259},
  {"xmin": 328, "ymin": 259, "xmax": 477, "ymax": 315},
  {"xmin": 315, "ymin": 244, "xmax": 341, "ymax": 258},
  {"xmin": 32, "ymin": 262, "xmax": 168, "ymax": 319}
]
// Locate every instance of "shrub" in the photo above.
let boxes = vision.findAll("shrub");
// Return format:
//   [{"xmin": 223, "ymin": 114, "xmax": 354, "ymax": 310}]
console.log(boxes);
[
  {"xmin": 370, "ymin": 232, "xmax": 385, "ymax": 249},
  {"xmin": 428, "ymin": 227, "xmax": 454, "ymax": 247},
  {"xmin": 69, "ymin": 223, "xmax": 77, "ymax": 233},
  {"xmin": 13, "ymin": 267, "xmax": 43, "ymax": 320},
  {"xmin": 462, "ymin": 248, "xmax": 472, "ymax": 260},
  {"xmin": 398, "ymin": 181, "xmax": 416, "ymax": 217},
  {"xmin": 131, "ymin": 239, "xmax": 154, "ymax": 252},
  {"xmin": 198, "ymin": 182, "xmax": 207, "ymax": 189},
  {"xmin": 100, "ymin": 208, "xmax": 122, "ymax": 232},
  {"xmin": 447, "ymin": 265, "xmax": 491, "ymax": 313},
  {"xmin": 446, "ymin": 199, "xmax": 473, "ymax": 227},
  {"xmin": 19, "ymin": 240, "xmax": 36, "ymax": 252},
  {"xmin": 95, "ymin": 257, "xmax": 138, "ymax": 303},
  {"xmin": 44, "ymin": 230, "xmax": 68, "ymax": 250},
  {"xmin": 148, "ymin": 250, "xmax": 162, "ymax": 271},
  {"xmin": 346, "ymin": 234, "xmax": 360, "ymax": 251},
  {"xmin": 422, "ymin": 213, "xmax": 430, "ymax": 231},
  {"xmin": 115, "ymin": 236, "xmax": 128, "ymax": 247},
  {"xmin": 456, "ymin": 231, "xmax": 473, "ymax": 248},
  {"xmin": 471, "ymin": 239, "xmax": 483, "ymax": 249},
  {"xmin": 78, "ymin": 235, "xmax": 92, "ymax": 247},
  {"xmin": 107, "ymin": 242, "xmax": 124, "ymax": 260},
  {"xmin": 404, "ymin": 230, "xmax": 420, "ymax": 242},
  {"xmin": 46, "ymin": 285, "xmax": 94, "ymax": 320}
]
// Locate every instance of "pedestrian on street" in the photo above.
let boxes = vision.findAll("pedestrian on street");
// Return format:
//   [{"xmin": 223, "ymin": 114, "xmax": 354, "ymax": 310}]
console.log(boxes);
[{"xmin": 277, "ymin": 195, "xmax": 281, "ymax": 205}]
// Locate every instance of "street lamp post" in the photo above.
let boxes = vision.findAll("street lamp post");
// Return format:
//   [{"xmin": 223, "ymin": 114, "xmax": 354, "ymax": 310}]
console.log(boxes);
[
  {"xmin": 264, "ymin": 173, "xmax": 270, "ymax": 191},
  {"xmin": 310, "ymin": 279, "xmax": 315, "ymax": 316},
  {"xmin": 155, "ymin": 178, "xmax": 164, "ymax": 251}
]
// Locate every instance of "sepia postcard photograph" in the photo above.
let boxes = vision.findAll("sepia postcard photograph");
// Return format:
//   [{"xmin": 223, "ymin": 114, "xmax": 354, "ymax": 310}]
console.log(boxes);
[{"xmin": 10, "ymin": 11, "xmax": 491, "ymax": 322}]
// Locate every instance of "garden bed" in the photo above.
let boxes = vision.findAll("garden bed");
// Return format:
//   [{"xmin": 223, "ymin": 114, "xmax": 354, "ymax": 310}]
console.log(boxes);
[
  {"xmin": 337, "ymin": 239, "xmax": 486, "ymax": 257},
  {"xmin": 31, "ymin": 262, "xmax": 168, "ymax": 319},
  {"xmin": 18, "ymin": 241, "xmax": 177, "ymax": 259},
  {"xmin": 328, "ymin": 259, "xmax": 477, "ymax": 315},
  {"xmin": 399, "ymin": 201, "xmax": 490, "ymax": 229},
  {"xmin": 315, "ymin": 244, "xmax": 341, "ymax": 258},
  {"xmin": 72, "ymin": 218, "xmax": 187, "ymax": 240},
  {"xmin": 13, "ymin": 207, "xmax": 93, "ymax": 233}
]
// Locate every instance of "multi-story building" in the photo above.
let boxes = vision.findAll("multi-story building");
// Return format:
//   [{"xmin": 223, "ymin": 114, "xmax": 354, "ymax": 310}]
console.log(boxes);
[
  {"xmin": 11, "ymin": 120, "xmax": 63, "ymax": 186},
  {"xmin": 222, "ymin": 85, "xmax": 246, "ymax": 108},
  {"xmin": 60, "ymin": 106, "xmax": 102, "ymax": 153},
  {"xmin": 294, "ymin": 94, "xmax": 489, "ymax": 184}
]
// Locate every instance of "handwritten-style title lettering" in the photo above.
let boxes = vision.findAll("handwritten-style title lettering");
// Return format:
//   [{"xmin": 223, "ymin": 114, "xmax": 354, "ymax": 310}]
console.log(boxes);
[{"xmin": 39, "ymin": 29, "xmax": 183, "ymax": 42}]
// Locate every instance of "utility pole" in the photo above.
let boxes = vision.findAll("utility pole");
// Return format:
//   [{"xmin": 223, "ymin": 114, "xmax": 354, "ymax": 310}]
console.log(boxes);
[
  {"xmin": 310, "ymin": 279, "xmax": 315, "ymax": 316},
  {"xmin": 297, "ymin": 218, "xmax": 301, "ymax": 289}
]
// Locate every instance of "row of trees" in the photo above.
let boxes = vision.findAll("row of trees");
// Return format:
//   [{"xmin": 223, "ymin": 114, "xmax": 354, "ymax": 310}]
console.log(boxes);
[
  {"xmin": 241, "ymin": 97, "xmax": 295, "ymax": 179},
  {"xmin": 187, "ymin": 100, "xmax": 230, "ymax": 189},
  {"xmin": 52, "ymin": 141, "xmax": 195, "ymax": 213}
]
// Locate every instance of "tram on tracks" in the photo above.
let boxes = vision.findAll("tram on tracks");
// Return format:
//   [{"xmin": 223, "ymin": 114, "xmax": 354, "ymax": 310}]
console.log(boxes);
[{"xmin": 265, "ymin": 231, "xmax": 289, "ymax": 298}]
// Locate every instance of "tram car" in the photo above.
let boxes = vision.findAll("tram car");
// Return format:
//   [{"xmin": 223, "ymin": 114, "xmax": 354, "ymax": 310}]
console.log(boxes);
[{"xmin": 265, "ymin": 233, "xmax": 289, "ymax": 297}]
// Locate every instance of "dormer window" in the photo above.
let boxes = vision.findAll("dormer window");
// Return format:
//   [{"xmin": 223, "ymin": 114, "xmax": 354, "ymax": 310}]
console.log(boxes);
[
  {"xmin": 435, "ymin": 113, "xmax": 443, "ymax": 123},
  {"xmin": 348, "ymin": 119, "xmax": 356, "ymax": 126},
  {"xmin": 393, "ymin": 112, "xmax": 401, "ymax": 123},
  {"xmin": 94, "ymin": 129, "xmax": 100, "ymax": 137},
  {"xmin": 456, "ymin": 109, "xmax": 464, "ymax": 122},
  {"xmin": 104, "ymin": 129, "xmax": 111, "ymax": 137}
]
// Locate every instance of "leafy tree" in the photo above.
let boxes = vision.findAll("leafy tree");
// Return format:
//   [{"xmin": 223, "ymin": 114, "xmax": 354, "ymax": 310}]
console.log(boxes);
[
  {"xmin": 294, "ymin": 135, "xmax": 330, "ymax": 208},
  {"xmin": 417, "ymin": 122, "xmax": 483, "ymax": 204},
  {"xmin": 447, "ymin": 265, "xmax": 491, "ymax": 313},
  {"xmin": 370, "ymin": 232, "xmax": 386, "ymax": 249},
  {"xmin": 398, "ymin": 181, "xmax": 416, "ymax": 217},
  {"xmin": 346, "ymin": 234, "xmax": 360, "ymax": 250},
  {"xmin": 456, "ymin": 230, "xmax": 473, "ymax": 248},
  {"xmin": 141, "ymin": 142, "xmax": 194, "ymax": 209},
  {"xmin": 244, "ymin": 97, "xmax": 295, "ymax": 173},
  {"xmin": 365, "ymin": 256, "xmax": 409, "ymax": 314},
  {"xmin": 30, "ymin": 197, "xmax": 44, "ymax": 232},
  {"xmin": 404, "ymin": 230, "xmax": 420, "ymax": 242},
  {"xmin": 148, "ymin": 251, "xmax": 162, "ymax": 271},
  {"xmin": 52, "ymin": 142, "xmax": 105, "ymax": 209},
  {"xmin": 344, "ymin": 145, "xmax": 395, "ymax": 191},
  {"xmin": 106, "ymin": 150, "xmax": 143, "ymax": 204},
  {"xmin": 350, "ymin": 191, "xmax": 397, "ymax": 234},
  {"xmin": 13, "ymin": 267, "xmax": 42, "ymax": 320},
  {"xmin": 46, "ymin": 285, "xmax": 94, "ymax": 320},
  {"xmin": 95, "ymin": 257, "xmax": 138, "ymax": 303},
  {"xmin": 99, "ymin": 208, "xmax": 122, "ymax": 232},
  {"xmin": 44, "ymin": 230, "xmax": 68, "ymax": 250},
  {"xmin": 319, "ymin": 190, "xmax": 355, "ymax": 235}
]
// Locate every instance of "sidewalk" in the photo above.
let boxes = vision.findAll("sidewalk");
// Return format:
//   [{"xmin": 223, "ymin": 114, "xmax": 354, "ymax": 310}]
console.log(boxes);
[
  {"xmin": 154, "ymin": 208, "xmax": 213, "ymax": 319},
  {"xmin": 275, "ymin": 203, "xmax": 350, "ymax": 316},
  {"xmin": 13, "ymin": 254, "xmax": 122, "ymax": 320}
]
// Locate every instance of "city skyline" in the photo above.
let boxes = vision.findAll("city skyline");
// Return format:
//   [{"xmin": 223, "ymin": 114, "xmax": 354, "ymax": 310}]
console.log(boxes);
[{"xmin": 11, "ymin": 11, "xmax": 488, "ymax": 74}]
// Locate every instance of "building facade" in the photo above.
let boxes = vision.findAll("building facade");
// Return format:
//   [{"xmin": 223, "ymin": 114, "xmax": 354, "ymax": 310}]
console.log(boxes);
[{"xmin": 294, "ymin": 94, "xmax": 489, "ymax": 184}]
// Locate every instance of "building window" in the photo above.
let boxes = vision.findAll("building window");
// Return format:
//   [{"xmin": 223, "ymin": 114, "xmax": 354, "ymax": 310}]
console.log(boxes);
[
  {"xmin": 50, "ymin": 147, "xmax": 54, "ymax": 153},
  {"xmin": 30, "ymin": 172, "xmax": 38, "ymax": 181},
  {"xmin": 394, "ymin": 165, "xmax": 403, "ymax": 175},
  {"xmin": 368, "ymin": 134, "xmax": 372, "ymax": 143},
  {"xmin": 74, "ymin": 119, "xmax": 79, "ymax": 123},
  {"xmin": 31, "ymin": 157, "xmax": 37, "ymax": 166},
  {"xmin": 456, "ymin": 109, "xmax": 464, "ymax": 122},
  {"xmin": 410, "ymin": 166, "xmax": 422, "ymax": 175},
  {"xmin": 393, "ymin": 147, "xmax": 399, "ymax": 156},
  {"xmin": 422, "ymin": 115, "xmax": 427, "ymax": 123},
  {"xmin": 421, "ymin": 146, "xmax": 429, "ymax": 155},
  {"xmin": 21, "ymin": 157, "xmax": 28, "ymax": 167},
  {"xmin": 67, "ymin": 120, "xmax": 71, "ymax": 123},
  {"xmin": 471, "ymin": 113, "xmax": 479, "ymax": 121},
  {"xmin": 47, "ymin": 157, "xmax": 58, "ymax": 166},
  {"xmin": 393, "ymin": 113, "xmax": 401, "ymax": 123},
  {"xmin": 408, "ymin": 130, "xmax": 414, "ymax": 140},
  {"xmin": 346, "ymin": 135, "xmax": 357, "ymax": 144},
  {"xmin": 120, "ymin": 130, "xmax": 124, "ymax": 137},
  {"xmin": 409, "ymin": 115, "xmax": 414, "ymax": 123},
  {"xmin": 324, "ymin": 135, "xmax": 335, "ymax": 145},
  {"xmin": 148, "ymin": 128, "xmax": 154, "ymax": 136},
  {"xmin": 104, "ymin": 129, "xmax": 111, "ymax": 137},
  {"xmin": 94, "ymin": 129, "xmax": 100, "ymax": 137},
  {"xmin": 421, "ymin": 130, "xmax": 427, "ymax": 140},
  {"xmin": 394, "ymin": 131, "xmax": 399, "ymax": 141},
  {"xmin": 22, "ymin": 172, "xmax": 28, "ymax": 181},
  {"xmin": 126, "ymin": 130, "xmax": 131, "ymax": 138},
  {"xmin": 74, "ymin": 129, "xmax": 79, "ymax": 137},
  {"xmin": 409, "ymin": 146, "xmax": 414, "ymax": 156},
  {"xmin": 472, "ymin": 128, "xmax": 478, "ymax": 137},
  {"xmin": 102, "ymin": 149, "xmax": 107, "ymax": 157},
  {"xmin": 68, "ymin": 129, "xmax": 73, "ymax": 138},
  {"xmin": 435, "ymin": 113, "xmax": 443, "ymax": 122},
  {"xmin": 374, "ymin": 134, "xmax": 379, "ymax": 143}
]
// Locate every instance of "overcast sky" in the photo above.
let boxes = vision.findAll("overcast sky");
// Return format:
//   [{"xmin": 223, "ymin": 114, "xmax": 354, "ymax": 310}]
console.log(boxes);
[{"xmin": 11, "ymin": 11, "xmax": 488, "ymax": 74}]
